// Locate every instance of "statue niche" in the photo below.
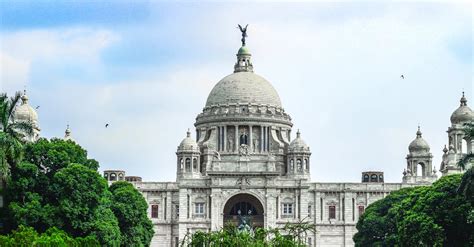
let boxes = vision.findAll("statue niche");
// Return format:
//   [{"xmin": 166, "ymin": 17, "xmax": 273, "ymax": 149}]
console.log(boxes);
[
  {"xmin": 227, "ymin": 128, "xmax": 235, "ymax": 152},
  {"xmin": 239, "ymin": 127, "xmax": 249, "ymax": 145}
]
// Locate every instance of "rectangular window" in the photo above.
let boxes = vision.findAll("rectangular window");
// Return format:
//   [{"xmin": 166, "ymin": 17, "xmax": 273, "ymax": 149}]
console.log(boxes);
[
  {"xmin": 151, "ymin": 204, "xmax": 159, "ymax": 218},
  {"xmin": 358, "ymin": 206, "xmax": 365, "ymax": 218},
  {"xmin": 282, "ymin": 203, "xmax": 293, "ymax": 215},
  {"xmin": 329, "ymin": 205, "xmax": 336, "ymax": 219},
  {"xmin": 195, "ymin": 203, "xmax": 205, "ymax": 215},
  {"xmin": 175, "ymin": 205, "xmax": 180, "ymax": 218},
  {"xmin": 308, "ymin": 205, "xmax": 312, "ymax": 217}
]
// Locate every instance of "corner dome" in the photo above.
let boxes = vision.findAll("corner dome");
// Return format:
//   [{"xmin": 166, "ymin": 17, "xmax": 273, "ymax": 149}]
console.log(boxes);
[
  {"xmin": 408, "ymin": 127, "xmax": 430, "ymax": 153},
  {"xmin": 289, "ymin": 130, "xmax": 310, "ymax": 152},
  {"xmin": 14, "ymin": 92, "xmax": 39, "ymax": 125},
  {"xmin": 450, "ymin": 93, "xmax": 474, "ymax": 124},
  {"xmin": 205, "ymin": 72, "xmax": 282, "ymax": 108},
  {"xmin": 178, "ymin": 130, "xmax": 199, "ymax": 152}
]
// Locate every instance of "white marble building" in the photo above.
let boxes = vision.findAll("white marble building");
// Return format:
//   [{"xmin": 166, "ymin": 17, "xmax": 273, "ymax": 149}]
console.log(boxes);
[{"xmin": 4, "ymin": 36, "xmax": 473, "ymax": 247}]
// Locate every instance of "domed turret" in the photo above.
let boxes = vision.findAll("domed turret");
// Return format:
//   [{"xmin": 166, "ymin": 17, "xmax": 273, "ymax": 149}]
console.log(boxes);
[
  {"xmin": 176, "ymin": 129, "xmax": 201, "ymax": 179},
  {"xmin": 178, "ymin": 129, "xmax": 199, "ymax": 152},
  {"xmin": 408, "ymin": 126, "xmax": 430, "ymax": 153},
  {"xmin": 404, "ymin": 126, "xmax": 436, "ymax": 184},
  {"xmin": 289, "ymin": 130, "xmax": 310, "ymax": 153},
  {"xmin": 450, "ymin": 92, "xmax": 474, "ymax": 125},
  {"xmin": 13, "ymin": 90, "xmax": 41, "ymax": 142}
]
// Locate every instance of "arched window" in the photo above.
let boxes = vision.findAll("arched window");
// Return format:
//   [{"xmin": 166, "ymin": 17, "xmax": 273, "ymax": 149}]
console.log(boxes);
[
  {"xmin": 185, "ymin": 158, "xmax": 191, "ymax": 172},
  {"xmin": 297, "ymin": 159, "xmax": 302, "ymax": 171},
  {"xmin": 104, "ymin": 173, "xmax": 108, "ymax": 179},
  {"xmin": 417, "ymin": 163, "xmax": 425, "ymax": 176},
  {"xmin": 304, "ymin": 159, "xmax": 308, "ymax": 170},
  {"xmin": 379, "ymin": 174, "xmax": 384, "ymax": 182},
  {"xmin": 290, "ymin": 159, "xmax": 294, "ymax": 172},
  {"xmin": 192, "ymin": 158, "xmax": 197, "ymax": 171},
  {"xmin": 240, "ymin": 134, "xmax": 248, "ymax": 145},
  {"xmin": 110, "ymin": 173, "xmax": 117, "ymax": 181},
  {"xmin": 462, "ymin": 139, "xmax": 468, "ymax": 153},
  {"xmin": 370, "ymin": 174, "xmax": 378, "ymax": 182},
  {"xmin": 179, "ymin": 158, "xmax": 184, "ymax": 170},
  {"xmin": 363, "ymin": 174, "xmax": 369, "ymax": 182}
]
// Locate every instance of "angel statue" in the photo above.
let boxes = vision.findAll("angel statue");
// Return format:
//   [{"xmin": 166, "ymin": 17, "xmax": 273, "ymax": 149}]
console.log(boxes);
[{"xmin": 238, "ymin": 24, "xmax": 248, "ymax": 46}]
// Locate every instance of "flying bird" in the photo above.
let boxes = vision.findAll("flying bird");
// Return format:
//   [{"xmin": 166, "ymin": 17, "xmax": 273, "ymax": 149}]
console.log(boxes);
[
  {"xmin": 35, "ymin": 105, "xmax": 40, "ymax": 109},
  {"xmin": 400, "ymin": 75, "xmax": 405, "ymax": 79},
  {"xmin": 105, "ymin": 124, "xmax": 109, "ymax": 128}
]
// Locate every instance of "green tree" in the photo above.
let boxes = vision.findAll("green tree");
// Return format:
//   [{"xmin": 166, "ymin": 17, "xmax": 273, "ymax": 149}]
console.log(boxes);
[
  {"xmin": 0, "ymin": 225, "xmax": 100, "ymax": 246},
  {"xmin": 353, "ymin": 187, "xmax": 416, "ymax": 246},
  {"xmin": 52, "ymin": 164, "xmax": 121, "ymax": 246},
  {"xmin": 24, "ymin": 138, "xmax": 99, "ymax": 174},
  {"xmin": 0, "ymin": 91, "xmax": 34, "ymax": 180},
  {"xmin": 109, "ymin": 181, "xmax": 154, "ymax": 246},
  {"xmin": 354, "ymin": 175, "xmax": 474, "ymax": 246}
]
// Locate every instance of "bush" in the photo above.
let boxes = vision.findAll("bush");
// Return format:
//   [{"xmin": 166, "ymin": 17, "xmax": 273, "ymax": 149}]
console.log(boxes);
[{"xmin": 0, "ymin": 225, "xmax": 100, "ymax": 246}]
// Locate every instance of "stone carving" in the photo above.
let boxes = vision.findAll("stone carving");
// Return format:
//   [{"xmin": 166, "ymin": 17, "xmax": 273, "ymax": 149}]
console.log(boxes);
[
  {"xmin": 252, "ymin": 138, "xmax": 259, "ymax": 153},
  {"xmin": 239, "ymin": 144, "xmax": 249, "ymax": 156},
  {"xmin": 238, "ymin": 24, "xmax": 248, "ymax": 46},
  {"xmin": 236, "ymin": 176, "xmax": 251, "ymax": 186},
  {"xmin": 213, "ymin": 151, "xmax": 221, "ymax": 160}
]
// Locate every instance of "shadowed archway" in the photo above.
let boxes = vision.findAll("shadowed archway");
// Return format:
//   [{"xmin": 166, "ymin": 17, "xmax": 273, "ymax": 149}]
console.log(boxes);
[{"xmin": 223, "ymin": 193, "xmax": 264, "ymax": 228}]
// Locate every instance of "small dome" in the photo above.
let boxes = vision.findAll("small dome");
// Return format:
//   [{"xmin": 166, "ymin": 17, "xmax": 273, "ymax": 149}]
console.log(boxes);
[
  {"xmin": 289, "ymin": 130, "xmax": 310, "ymax": 152},
  {"xmin": 450, "ymin": 92, "xmax": 474, "ymax": 124},
  {"xmin": 205, "ymin": 72, "xmax": 282, "ymax": 108},
  {"xmin": 178, "ymin": 129, "xmax": 199, "ymax": 152},
  {"xmin": 14, "ymin": 91, "xmax": 39, "ymax": 124},
  {"xmin": 237, "ymin": 46, "xmax": 251, "ymax": 55},
  {"xmin": 408, "ymin": 127, "xmax": 430, "ymax": 153}
]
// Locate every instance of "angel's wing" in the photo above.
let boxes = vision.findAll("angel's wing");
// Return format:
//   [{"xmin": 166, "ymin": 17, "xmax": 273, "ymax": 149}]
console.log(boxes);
[{"xmin": 238, "ymin": 24, "xmax": 243, "ymax": 32}]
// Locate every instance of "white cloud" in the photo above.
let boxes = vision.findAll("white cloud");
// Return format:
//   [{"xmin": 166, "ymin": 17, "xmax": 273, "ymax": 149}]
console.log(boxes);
[{"xmin": 0, "ymin": 28, "xmax": 119, "ymax": 93}]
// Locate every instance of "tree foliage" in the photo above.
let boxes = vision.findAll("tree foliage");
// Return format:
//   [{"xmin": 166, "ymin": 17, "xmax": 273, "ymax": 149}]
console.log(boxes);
[
  {"xmin": 0, "ymin": 225, "xmax": 99, "ymax": 246},
  {"xmin": 182, "ymin": 221, "xmax": 315, "ymax": 247},
  {"xmin": 109, "ymin": 181, "xmax": 154, "ymax": 246},
  {"xmin": 3, "ymin": 139, "xmax": 121, "ymax": 246},
  {"xmin": 0, "ymin": 91, "xmax": 34, "ymax": 180},
  {"xmin": 354, "ymin": 174, "xmax": 474, "ymax": 246}
]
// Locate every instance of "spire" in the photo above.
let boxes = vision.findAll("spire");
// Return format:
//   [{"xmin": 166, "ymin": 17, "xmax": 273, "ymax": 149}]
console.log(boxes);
[
  {"xmin": 21, "ymin": 89, "xmax": 29, "ymax": 104},
  {"xmin": 234, "ymin": 24, "xmax": 253, "ymax": 73},
  {"xmin": 186, "ymin": 128, "xmax": 191, "ymax": 138},
  {"xmin": 443, "ymin": 145, "xmax": 448, "ymax": 153},
  {"xmin": 296, "ymin": 129, "xmax": 301, "ymax": 138},
  {"xmin": 460, "ymin": 91, "xmax": 467, "ymax": 106},
  {"xmin": 416, "ymin": 125, "xmax": 422, "ymax": 138},
  {"xmin": 64, "ymin": 124, "xmax": 74, "ymax": 142}
]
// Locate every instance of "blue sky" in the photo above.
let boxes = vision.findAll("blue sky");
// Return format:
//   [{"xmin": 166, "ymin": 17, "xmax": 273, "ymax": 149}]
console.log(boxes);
[{"xmin": 1, "ymin": 1, "xmax": 472, "ymax": 182}]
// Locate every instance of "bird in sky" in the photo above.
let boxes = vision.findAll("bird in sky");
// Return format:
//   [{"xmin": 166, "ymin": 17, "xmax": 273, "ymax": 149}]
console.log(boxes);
[
  {"xmin": 105, "ymin": 124, "xmax": 109, "ymax": 128},
  {"xmin": 35, "ymin": 105, "xmax": 40, "ymax": 109},
  {"xmin": 400, "ymin": 75, "xmax": 405, "ymax": 79}
]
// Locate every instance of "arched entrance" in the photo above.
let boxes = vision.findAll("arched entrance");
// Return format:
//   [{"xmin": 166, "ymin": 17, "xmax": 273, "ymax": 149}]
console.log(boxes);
[{"xmin": 223, "ymin": 193, "xmax": 264, "ymax": 228}]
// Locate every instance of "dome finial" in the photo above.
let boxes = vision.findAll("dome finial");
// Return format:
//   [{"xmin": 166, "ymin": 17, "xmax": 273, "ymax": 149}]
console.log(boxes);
[
  {"xmin": 186, "ymin": 128, "xmax": 191, "ymax": 137},
  {"xmin": 460, "ymin": 91, "xmax": 467, "ymax": 106},
  {"xmin": 296, "ymin": 129, "xmax": 301, "ymax": 138},
  {"xmin": 234, "ymin": 24, "xmax": 253, "ymax": 73},
  {"xmin": 416, "ymin": 125, "xmax": 422, "ymax": 137},
  {"xmin": 21, "ymin": 88, "xmax": 29, "ymax": 104}
]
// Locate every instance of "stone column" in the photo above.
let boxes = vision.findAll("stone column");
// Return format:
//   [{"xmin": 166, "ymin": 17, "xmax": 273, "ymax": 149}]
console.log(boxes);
[
  {"xmin": 178, "ymin": 188, "xmax": 188, "ymax": 241},
  {"xmin": 223, "ymin": 125, "xmax": 227, "ymax": 152},
  {"xmin": 249, "ymin": 125, "xmax": 253, "ymax": 151},
  {"xmin": 235, "ymin": 125, "xmax": 239, "ymax": 152},
  {"xmin": 260, "ymin": 126, "xmax": 264, "ymax": 153}
]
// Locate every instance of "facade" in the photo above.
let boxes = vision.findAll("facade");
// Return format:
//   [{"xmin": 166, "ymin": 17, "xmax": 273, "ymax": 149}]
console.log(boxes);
[{"xmin": 4, "ymin": 36, "xmax": 473, "ymax": 247}]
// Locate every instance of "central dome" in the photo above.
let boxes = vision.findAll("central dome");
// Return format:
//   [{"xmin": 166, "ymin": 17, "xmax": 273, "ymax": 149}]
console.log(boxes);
[{"xmin": 205, "ymin": 72, "xmax": 282, "ymax": 108}]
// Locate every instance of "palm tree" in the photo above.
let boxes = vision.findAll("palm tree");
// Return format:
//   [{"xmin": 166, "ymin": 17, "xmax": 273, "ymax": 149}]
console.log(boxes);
[{"xmin": 0, "ymin": 91, "xmax": 34, "ymax": 181}]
